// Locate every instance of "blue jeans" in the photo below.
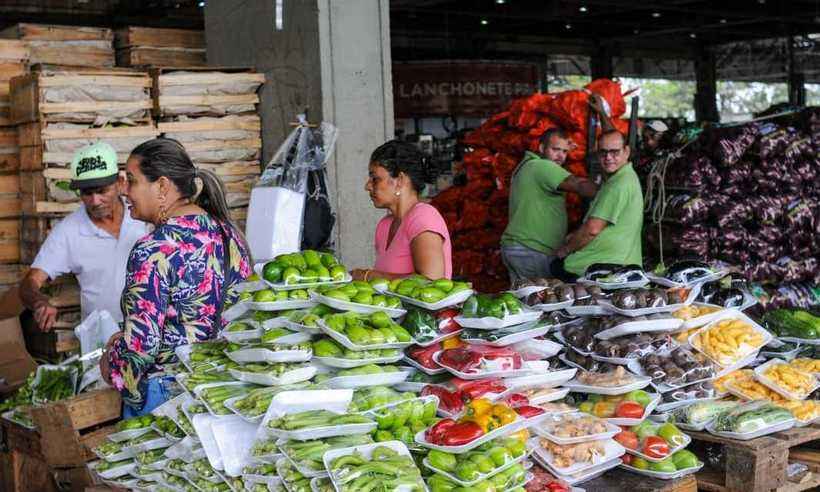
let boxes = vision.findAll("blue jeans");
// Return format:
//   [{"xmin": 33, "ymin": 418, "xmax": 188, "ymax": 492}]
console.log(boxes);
[
  {"xmin": 501, "ymin": 244, "xmax": 556, "ymax": 284},
  {"xmin": 122, "ymin": 376, "xmax": 175, "ymax": 418}
]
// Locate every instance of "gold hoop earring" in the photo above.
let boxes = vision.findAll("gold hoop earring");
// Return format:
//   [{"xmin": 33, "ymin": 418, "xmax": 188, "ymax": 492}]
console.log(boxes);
[{"xmin": 158, "ymin": 205, "xmax": 168, "ymax": 224}]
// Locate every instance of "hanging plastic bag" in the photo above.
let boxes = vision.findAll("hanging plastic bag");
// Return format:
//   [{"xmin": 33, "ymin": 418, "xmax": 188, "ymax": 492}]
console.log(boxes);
[{"xmin": 73, "ymin": 310, "xmax": 120, "ymax": 390}]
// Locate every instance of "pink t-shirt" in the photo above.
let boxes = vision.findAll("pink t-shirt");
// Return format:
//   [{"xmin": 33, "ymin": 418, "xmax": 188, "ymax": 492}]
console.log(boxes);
[{"xmin": 374, "ymin": 203, "xmax": 453, "ymax": 279}]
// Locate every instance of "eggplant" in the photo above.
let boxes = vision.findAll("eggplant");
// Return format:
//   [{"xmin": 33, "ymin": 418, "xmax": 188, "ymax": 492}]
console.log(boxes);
[
  {"xmin": 613, "ymin": 265, "xmax": 646, "ymax": 283},
  {"xmin": 712, "ymin": 288, "xmax": 745, "ymax": 308},
  {"xmin": 584, "ymin": 263, "xmax": 622, "ymax": 280},
  {"xmin": 614, "ymin": 291, "xmax": 638, "ymax": 310},
  {"xmin": 554, "ymin": 285, "xmax": 575, "ymax": 302},
  {"xmin": 667, "ymin": 260, "xmax": 714, "ymax": 284}
]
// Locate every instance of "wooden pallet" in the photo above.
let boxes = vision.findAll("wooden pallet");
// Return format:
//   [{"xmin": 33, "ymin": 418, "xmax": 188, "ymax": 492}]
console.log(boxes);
[
  {"xmin": 116, "ymin": 47, "xmax": 206, "ymax": 68},
  {"xmin": 0, "ymin": 23, "xmax": 113, "ymax": 68},
  {"xmin": 689, "ymin": 424, "xmax": 820, "ymax": 492},
  {"xmin": 114, "ymin": 26, "xmax": 204, "ymax": 50},
  {"xmin": 10, "ymin": 69, "xmax": 152, "ymax": 125},
  {"xmin": 151, "ymin": 66, "xmax": 265, "ymax": 118}
]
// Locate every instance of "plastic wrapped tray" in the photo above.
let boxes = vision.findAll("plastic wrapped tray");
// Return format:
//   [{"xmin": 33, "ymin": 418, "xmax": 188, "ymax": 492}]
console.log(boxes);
[
  {"xmin": 532, "ymin": 453, "xmax": 620, "ymax": 486},
  {"xmin": 705, "ymin": 417, "xmax": 795, "ymax": 440},
  {"xmin": 620, "ymin": 461, "xmax": 704, "ymax": 480},
  {"xmin": 461, "ymin": 321, "xmax": 550, "ymax": 347},
  {"xmin": 106, "ymin": 426, "xmax": 155, "ymax": 443},
  {"xmin": 228, "ymin": 365, "xmax": 317, "ymax": 386},
  {"xmin": 254, "ymin": 263, "xmax": 352, "ymax": 291},
  {"xmin": 625, "ymin": 433, "xmax": 691, "ymax": 463},
  {"xmin": 247, "ymin": 299, "xmax": 316, "ymax": 312},
  {"xmin": 322, "ymin": 441, "xmax": 423, "ymax": 492},
  {"xmin": 594, "ymin": 317, "xmax": 683, "ymax": 340},
  {"xmin": 777, "ymin": 336, "xmax": 820, "ymax": 346},
  {"xmin": 577, "ymin": 277, "xmax": 649, "ymax": 291},
  {"xmin": 529, "ymin": 437, "xmax": 626, "ymax": 476},
  {"xmin": 454, "ymin": 310, "xmax": 541, "ymax": 330},
  {"xmin": 597, "ymin": 285, "xmax": 700, "ymax": 318},
  {"xmin": 381, "ymin": 288, "xmax": 473, "ymax": 311},
  {"xmin": 563, "ymin": 304, "xmax": 609, "ymax": 317},
  {"xmin": 533, "ymin": 412, "xmax": 621, "ymax": 444},
  {"xmin": 223, "ymin": 301, "xmax": 251, "ymax": 322},
  {"xmin": 491, "ymin": 369, "xmax": 578, "ymax": 402},
  {"xmin": 433, "ymin": 354, "xmax": 547, "ymax": 380},
  {"xmin": 605, "ymin": 393, "xmax": 661, "ymax": 426},
  {"xmin": 688, "ymin": 310, "xmax": 773, "ymax": 367},
  {"xmin": 422, "ymin": 452, "xmax": 530, "ymax": 487},
  {"xmin": 677, "ymin": 303, "xmax": 726, "ymax": 330},
  {"xmin": 753, "ymin": 359, "xmax": 820, "ymax": 401},
  {"xmin": 324, "ymin": 370, "xmax": 409, "ymax": 389},
  {"xmin": 318, "ymin": 319, "xmax": 414, "ymax": 351},
  {"xmin": 1, "ymin": 410, "xmax": 35, "ymax": 430},
  {"xmin": 89, "ymin": 460, "xmax": 137, "ymax": 480},
  {"xmin": 224, "ymin": 346, "xmax": 312, "ymax": 364},
  {"xmin": 221, "ymin": 320, "xmax": 264, "ymax": 343},
  {"xmin": 310, "ymin": 292, "xmax": 406, "ymax": 318},
  {"xmin": 647, "ymin": 270, "xmax": 724, "ymax": 289},
  {"xmin": 401, "ymin": 354, "xmax": 446, "ymax": 375},
  {"xmin": 415, "ymin": 414, "xmax": 547, "ymax": 454},
  {"xmin": 313, "ymin": 352, "xmax": 403, "ymax": 369},
  {"xmin": 563, "ymin": 373, "xmax": 651, "ymax": 395}
]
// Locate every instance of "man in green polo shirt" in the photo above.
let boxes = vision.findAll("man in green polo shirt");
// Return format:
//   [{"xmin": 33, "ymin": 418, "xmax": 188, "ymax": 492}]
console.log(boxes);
[
  {"xmin": 555, "ymin": 130, "xmax": 643, "ymax": 277},
  {"xmin": 501, "ymin": 128, "xmax": 598, "ymax": 283}
]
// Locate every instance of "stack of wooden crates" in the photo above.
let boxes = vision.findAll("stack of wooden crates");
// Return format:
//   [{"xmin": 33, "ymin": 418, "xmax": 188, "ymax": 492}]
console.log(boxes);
[
  {"xmin": 115, "ymin": 26, "xmax": 206, "ymax": 68},
  {"xmin": 0, "ymin": 40, "xmax": 28, "ymax": 298},
  {"xmin": 153, "ymin": 67, "xmax": 264, "ymax": 230}
]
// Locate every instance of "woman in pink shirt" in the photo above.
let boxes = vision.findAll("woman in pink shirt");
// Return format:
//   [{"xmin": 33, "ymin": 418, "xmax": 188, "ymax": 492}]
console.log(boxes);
[{"xmin": 351, "ymin": 140, "xmax": 453, "ymax": 281}]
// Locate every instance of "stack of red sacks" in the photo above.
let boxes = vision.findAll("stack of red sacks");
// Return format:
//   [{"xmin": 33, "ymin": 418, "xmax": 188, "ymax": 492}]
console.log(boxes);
[{"xmin": 432, "ymin": 79, "xmax": 629, "ymax": 292}]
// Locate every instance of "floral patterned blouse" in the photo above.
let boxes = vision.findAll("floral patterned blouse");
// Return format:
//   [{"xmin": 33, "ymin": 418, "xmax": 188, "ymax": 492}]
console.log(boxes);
[{"xmin": 108, "ymin": 214, "xmax": 251, "ymax": 408}]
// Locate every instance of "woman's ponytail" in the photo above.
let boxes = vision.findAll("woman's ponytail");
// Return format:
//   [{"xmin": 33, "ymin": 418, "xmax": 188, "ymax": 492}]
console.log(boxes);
[{"xmin": 195, "ymin": 168, "xmax": 232, "ymax": 225}]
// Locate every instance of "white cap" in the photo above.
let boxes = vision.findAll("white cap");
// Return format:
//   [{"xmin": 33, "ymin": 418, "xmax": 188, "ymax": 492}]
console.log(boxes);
[{"xmin": 646, "ymin": 120, "xmax": 668, "ymax": 133}]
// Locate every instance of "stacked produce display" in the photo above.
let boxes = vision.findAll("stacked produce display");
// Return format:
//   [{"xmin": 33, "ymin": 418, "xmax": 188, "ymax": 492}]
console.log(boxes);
[
  {"xmin": 431, "ymin": 79, "xmax": 631, "ymax": 292},
  {"xmin": 646, "ymin": 108, "xmax": 820, "ymax": 310},
  {"xmin": 3, "ymin": 251, "xmax": 817, "ymax": 491}
]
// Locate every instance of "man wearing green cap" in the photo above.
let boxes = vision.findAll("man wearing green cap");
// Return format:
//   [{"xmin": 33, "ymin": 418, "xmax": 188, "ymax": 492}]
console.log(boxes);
[{"xmin": 20, "ymin": 142, "xmax": 149, "ymax": 331}]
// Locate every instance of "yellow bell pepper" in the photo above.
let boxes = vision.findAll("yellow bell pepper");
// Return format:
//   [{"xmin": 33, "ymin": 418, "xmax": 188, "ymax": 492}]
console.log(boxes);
[
  {"xmin": 491, "ymin": 403, "xmax": 517, "ymax": 426},
  {"xmin": 441, "ymin": 337, "xmax": 464, "ymax": 350},
  {"xmin": 508, "ymin": 428, "xmax": 529, "ymax": 442},
  {"xmin": 464, "ymin": 398, "xmax": 494, "ymax": 418},
  {"xmin": 463, "ymin": 413, "xmax": 499, "ymax": 432}
]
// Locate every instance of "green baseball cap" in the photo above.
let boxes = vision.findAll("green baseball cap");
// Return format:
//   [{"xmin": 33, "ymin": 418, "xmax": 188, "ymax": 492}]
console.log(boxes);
[{"xmin": 69, "ymin": 142, "xmax": 119, "ymax": 190}]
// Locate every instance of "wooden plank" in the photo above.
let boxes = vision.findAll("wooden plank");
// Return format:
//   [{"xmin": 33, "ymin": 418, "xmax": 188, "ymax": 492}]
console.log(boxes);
[
  {"xmin": 198, "ymin": 161, "xmax": 261, "ymax": 176},
  {"xmin": 39, "ymin": 100, "xmax": 151, "ymax": 114},
  {"xmin": 19, "ymin": 145, "xmax": 43, "ymax": 171},
  {"xmin": 27, "ymin": 46, "xmax": 114, "ymax": 68},
  {"xmin": 2, "ymin": 24, "xmax": 113, "ymax": 42},
  {"xmin": 0, "ymin": 173, "xmax": 19, "ymax": 194},
  {"xmin": 115, "ymin": 27, "xmax": 204, "ymax": 49},
  {"xmin": 790, "ymin": 448, "xmax": 820, "ymax": 472},
  {"xmin": 42, "ymin": 150, "xmax": 130, "ymax": 166},
  {"xmin": 0, "ymin": 127, "xmax": 16, "ymax": 147},
  {"xmin": 35, "ymin": 201, "xmax": 79, "ymax": 215},
  {"xmin": 159, "ymin": 94, "xmax": 260, "ymax": 106},
  {"xmin": 157, "ymin": 115, "xmax": 261, "ymax": 132},
  {"xmin": 0, "ymin": 40, "xmax": 28, "ymax": 63},
  {"xmin": 9, "ymin": 73, "xmax": 37, "ymax": 125},
  {"xmin": 157, "ymin": 72, "xmax": 263, "ymax": 87},
  {"xmin": 17, "ymin": 121, "xmax": 158, "ymax": 147},
  {"xmin": 184, "ymin": 138, "xmax": 262, "ymax": 152},
  {"xmin": 0, "ymin": 152, "xmax": 19, "ymax": 173},
  {"xmin": 117, "ymin": 47, "xmax": 206, "ymax": 68},
  {"xmin": 0, "ymin": 63, "xmax": 27, "ymax": 81}
]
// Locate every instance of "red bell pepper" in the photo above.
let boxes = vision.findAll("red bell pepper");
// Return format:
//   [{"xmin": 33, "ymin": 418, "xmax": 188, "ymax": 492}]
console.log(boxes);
[
  {"xmin": 504, "ymin": 393, "xmax": 530, "ymax": 408},
  {"xmin": 425, "ymin": 418, "xmax": 456, "ymax": 444},
  {"xmin": 421, "ymin": 386, "xmax": 464, "ymax": 415},
  {"xmin": 440, "ymin": 421, "xmax": 484, "ymax": 446},
  {"xmin": 460, "ymin": 379, "xmax": 508, "ymax": 401},
  {"xmin": 438, "ymin": 347, "xmax": 483, "ymax": 373},
  {"xmin": 643, "ymin": 436, "xmax": 670, "ymax": 459},
  {"xmin": 515, "ymin": 405, "xmax": 545, "ymax": 418},
  {"xmin": 408, "ymin": 344, "xmax": 441, "ymax": 370},
  {"xmin": 436, "ymin": 309, "xmax": 461, "ymax": 333}
]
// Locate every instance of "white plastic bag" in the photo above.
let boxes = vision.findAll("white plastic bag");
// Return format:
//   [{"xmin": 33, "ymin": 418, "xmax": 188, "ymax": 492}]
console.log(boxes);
[{"xmin": 74, "ymin": 310, "xmax": 120, "ymax": 390}]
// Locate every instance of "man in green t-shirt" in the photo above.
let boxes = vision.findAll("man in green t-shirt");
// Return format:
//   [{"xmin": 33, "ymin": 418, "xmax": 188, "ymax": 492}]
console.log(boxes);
[
  {"xmin": 500, "ymin": 128, "xmax": 598, "ymax": 283},
  {"xmin": 554, "ymin": 130, "xmax": 644, "ymax": 278}
]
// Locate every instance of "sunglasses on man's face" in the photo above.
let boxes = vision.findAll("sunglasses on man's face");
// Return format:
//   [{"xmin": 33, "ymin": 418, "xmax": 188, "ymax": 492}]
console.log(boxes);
[{"xmin": 597, "ymin": 147, "xmax": 623, "ymax": 158}]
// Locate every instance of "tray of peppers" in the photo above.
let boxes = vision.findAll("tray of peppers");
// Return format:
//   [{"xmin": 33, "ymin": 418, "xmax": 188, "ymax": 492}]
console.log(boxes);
[{"xmin": 415, "ymin": 398, "xmax": 546, "ymax": 453}]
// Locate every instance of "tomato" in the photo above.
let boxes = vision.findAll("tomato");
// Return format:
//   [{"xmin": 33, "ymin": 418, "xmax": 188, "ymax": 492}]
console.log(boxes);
[
  {"xmin": 615, "ymin": 401, "xmax": 645, "ymax": 419},
  {"xmin": 643, "ymin": 436, "xmax": 670, "ymax": 459},
  {"xmin": 614, "ymin": 430, "xmax": 639, "ymax": 450},
  {"xmin": 621, "ymin": 454, "xmax": 633, "ymax": 465}
]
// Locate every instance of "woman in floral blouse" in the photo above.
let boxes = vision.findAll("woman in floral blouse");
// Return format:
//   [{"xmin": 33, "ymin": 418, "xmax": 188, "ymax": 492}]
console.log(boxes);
[{"xmin": 100, "ymin": 138, "xmax": 251, "ymax": 416}]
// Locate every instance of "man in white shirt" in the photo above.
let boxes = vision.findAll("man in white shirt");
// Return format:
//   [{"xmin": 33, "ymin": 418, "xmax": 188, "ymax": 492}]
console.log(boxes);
[{"xmin": 20, "ymin": 142, "xmax": 149, "ymax": 331}]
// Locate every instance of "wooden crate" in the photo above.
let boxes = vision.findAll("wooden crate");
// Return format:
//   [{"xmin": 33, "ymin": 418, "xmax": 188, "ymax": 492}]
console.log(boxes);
[
  {"xmin": 10, "ymin": 69, "xmax": 152, "ymax": 125},
  {"xmin": 0, "ymin": 418, "xmax": 58, "ymax": 492},
  {"xmin": 0, "ymin": 40, "xmax": 29, "ymax": 127},
  {"xmin": 690, "ymin": 424, "xmax": 820, "ymax": 492},
  {"xmin": 30, "ymin": 389, "xmax": 121, "ymax": 467},
  {"xmin": 152, "ymin": 66, "xmax": 265, "ymax": 118},
  {"xmin": 0, "ymin": 173, "xmax": 21, "ymax": 219},
  {"xmin": 0, "ymin": 24, "xmax": 113, "ymax": 68},
  {"xmin": 116, "ymin": 47, "xmax": 206, "ymax": 68},
  {"xmin": 0, "ymin": 219, "xmax": 20, "ymax": 264},
  {"xmin": 0, "ymin": 127, "xmax": 18, "ymax": 173},
  {"xmin": 115, "ymin": 27, "xmax": 204, "ymax": 50},
  {"xmin": 17, "ymin": 121, "xmax": 159, "ymax": 170},
  {"xmin": 22, "ymin": 311, "xmax": 81, "ymax": 361}
]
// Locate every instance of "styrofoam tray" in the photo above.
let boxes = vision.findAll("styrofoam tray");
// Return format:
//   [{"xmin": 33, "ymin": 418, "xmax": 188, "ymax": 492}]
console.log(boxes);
[
  {"xmin": 259, "ymin": 331, "xmax": 314, "ymax": 346},
  {"xmin": 122, "ymin": 435, "xmax": 174, "ymax": 455},
  {"xmin": 531, "ymin": 387, "xmax": 573, "ymax": 406},
  {"xmin": 384, "ymin": 288, "xmax": 473, "ymax": 310},
  {"xmin": 414, "ymin": 414, "xmax": 547, "ymax": 454},
  {"xmin": 654, "ymin": 396, "xmax": 720, "ymax": 414},
  {"xmin": 490, "ymin": 369, "xmax": 578, "ymax": 402},
  {"xmin": 433, "ymin": 353, "xmax": 547, "ymax": 380},
  {"xmin": 93, "ymin": 445, "xmax": 138, "ymax": 463},
  {"xmin": 589, "ymin": 353, "xmax": 637, "ymax": 365},
  {"xmin": 221, "ymin": 320, "xmax": 264, "ymax": 343},
  {"xmin": 248, "ymin": 299, "xmax": 317, "ymax": 312},
  {"xmin": 454, "ymin": 309, "xmax": 541, "ymax": 330},
  {"xmin": 625, "ymin": 358, "xmax": 717, "ymax": 394},
  {"xmin": 760, "ymin": 345, "xmax": 805, "ymax": 361},
  {"xmin": 706, "ymin": 417, "xmax": 796, "ymax": 440},
  {"xmin": 107, "ymin": 426, "xmax": 155, "ymax": 443},
  {"xmin": 313, "ymin": 352, "xmax": 404, "ymax": 369},
  {"xmin": 503, "ymin": 470, "xmax": 534, "ymax": 492},
  {"xmin": 530, "ymin": 437, "xmax": 625, "ymax": 476},
  {"xmin": 626, "ymin": 433, "xmax": 691, "ymax": 462},
  {"xmin": 677, "ymin": 303, "xmax": 726, "ymax": 329},
  {"xmin": 310, "ymin": 292, "xmax": 406, "ymax": 318},
  {"xmin": 598, "ymin": 285, "xmax": 700, "ymax": 318},
  {"xmin": 578, "ymin": 277, "xmax": 650, "ymax": 290},
  {"xmin": 647, "ymin": 269, "xmax": 724, "ymax": 288},
  {"xmin": 259, "ymin": 389, "xmax": 376, "ymax": 441},
  {"xmin": 422, "ymin": 452, "xmax": 529, "ymax": 487},
  {"xmin": 278, "ymin": 318, "xmax": 324, "ymax": 335},
  {"xmin": 224, "ymin": 346, "xmax": 312, "ymax": 364},
  {"xmin": 317, "ymin": 319, "xmax": 414, "ymax": 351},
  {"xmin": 525, "ymin": 298, "xmax": 576, "ymax": 313},
  {"xmin": 310, "ymin": 476, "xmax": 332, "ymax": 492},
  {"xmin": 753, "ymin": 359, "xmax": 820, "ymax": 401},
  {"xmin": 563, "ymin": 304, "xmax": 609, "ymax": 316},
  {"xmin": 236, "ymin": 278, "xmax": 268, "ymax": 293},
  {"xmin": 412, "ymin": 329, "xmax": 462, "ymax": 348},
  {"xmin": 89, "ymin": 460, "xmax": 137, "ymax": 480},
  {"xmin": 563, "ymin": 374, "xmax": 651, "ymax": 395},
  {"xmin": 323, "ymin": 441, "xmax": 423, "ymax": 492},
  {"xmin": 193, "ymin": 382, "xmax": 256, "ymax": 418},
  {"xmin": 533, "ymin": 412, "xmax": 622, "ymax": 444},
  {"xmin": 361, "ymin": 394, "xmax": 438, "ymax": 417},
  {"xmin": 462, "ymin": 322, "xmax": 551, "ymax": 347},
  {"xmin": 280, "ymin": 448, "xmax": 329, "ymax": 479},
  {"xmin": 688, "ymin": 310, "xmax": 773, "ymax": 367},
  {"xmin": 401, "ymin": 355, "xmax": 446, "ymax": 375},
  {"xmin": 543, "ymin": 456, "xmax": 621, "ymax": 486},
  {"xmin": 557, "ymin": 353, "xmax": 594, "ymax": 372},
  {"xmin": 223, "ymin": 301, "xmax": 251, "ymax": 322},
  {"xmin": 620, "ymin": 461, "xmax": 704, "ymax": 480},
  {"xmin": 508, "ymin": 285, "xmax": 547, "ymax": 298},
  {"xmin": 594, "ymin": 317, "xmax": 683, "ymax": 340},
  {"xmin": 1, "ymin": 410, "xmax": 35, "ymax": 430},
  {"xmin": 324, "ymin": 370, "xmax": 409, "ymax": 389},
  {"xmin": 254, "ymin": 263, "xmax": 352, "ymax": 291},
  {"xmin": 228, "ymin": 366, "xmax": 316, "ymax": 387},
  {"xmin": 174, "ymin": 344, "xmax": 227, "ymax": 374},
  {"xmin": 552, "ymin": 331, "xmax": 592, "ymax": 356},
  {"xmin": 605, "ymin": 393, "xmax": 661, "ymax": 426}
]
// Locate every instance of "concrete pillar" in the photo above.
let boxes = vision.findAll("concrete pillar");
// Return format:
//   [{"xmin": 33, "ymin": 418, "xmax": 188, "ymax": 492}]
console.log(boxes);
[
  {"xmin": 694, "ymin": 45, "xmax": 719, "ymax": 122},
  {"xmin": 204, "ymin": 0, "xmax": 393, "ymax": 269}
]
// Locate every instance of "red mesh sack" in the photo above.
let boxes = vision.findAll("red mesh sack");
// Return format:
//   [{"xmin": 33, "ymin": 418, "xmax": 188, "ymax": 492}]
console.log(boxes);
[
  {"xmin": 585, "ymin": 79, "xmax": 626, "ymax": 119},
  {"xmin": 549, "ymin": 90, "xmax": 590, "ymax": 131},
  {"xmin": 528, "ymin": 117, "xmax": 558, "ymax": 138}
]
